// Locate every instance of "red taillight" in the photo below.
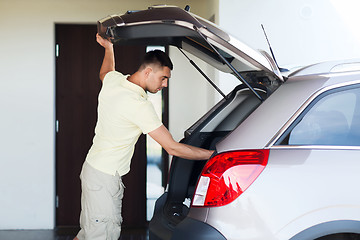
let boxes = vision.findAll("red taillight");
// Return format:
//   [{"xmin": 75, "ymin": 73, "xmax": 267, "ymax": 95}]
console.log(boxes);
[{"xmin": 192, "ymin": 149, "xmax": 269, "ymax": 207}]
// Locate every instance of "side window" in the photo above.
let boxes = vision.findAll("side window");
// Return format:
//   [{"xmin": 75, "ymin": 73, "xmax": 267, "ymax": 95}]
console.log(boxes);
[{"xmin": 279, "ymin": 86, "xmax": 360, "ymax": 146}]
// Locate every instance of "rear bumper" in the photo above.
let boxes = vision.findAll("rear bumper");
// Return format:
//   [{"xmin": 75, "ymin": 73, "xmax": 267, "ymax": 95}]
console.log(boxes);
[
  {"xmin": 149, "ymin": 193, "xmax": 226, "ymax": 240},
  {"xmin": 149, "ymin": 214, "xmax": 226, "ymax": 240},
  {"xmin": 170, "ymin": 217, "xmax": 226, "ymax": 240}
]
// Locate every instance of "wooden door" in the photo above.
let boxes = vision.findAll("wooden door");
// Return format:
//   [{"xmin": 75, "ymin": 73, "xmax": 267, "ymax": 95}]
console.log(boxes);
[{"xmin": 55, "ymin": 24, "xmax": 147, "ymax": 228}]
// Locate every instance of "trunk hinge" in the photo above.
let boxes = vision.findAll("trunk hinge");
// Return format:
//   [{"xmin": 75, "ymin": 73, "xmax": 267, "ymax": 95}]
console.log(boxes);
[{"xmin": 195, "ymin": 27, "xmax": 264, "ymax": 101}]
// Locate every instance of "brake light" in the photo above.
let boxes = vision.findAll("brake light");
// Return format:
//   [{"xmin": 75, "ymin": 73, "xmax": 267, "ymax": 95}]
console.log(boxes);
[{"xmin": 192, "ymin": 149, "xmax": 269, "ymax": 207}]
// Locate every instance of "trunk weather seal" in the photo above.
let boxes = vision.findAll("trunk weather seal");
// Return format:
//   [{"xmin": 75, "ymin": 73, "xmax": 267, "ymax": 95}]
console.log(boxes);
[{"xmin": 195, "ymin": 27, "xmax": 264, "ymax": 101}]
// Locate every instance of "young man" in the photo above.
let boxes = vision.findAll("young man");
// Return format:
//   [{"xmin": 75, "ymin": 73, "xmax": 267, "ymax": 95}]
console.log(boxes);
[{"xmin": 74, "ymin": 34, "xmax": 214, "ymax": 240}]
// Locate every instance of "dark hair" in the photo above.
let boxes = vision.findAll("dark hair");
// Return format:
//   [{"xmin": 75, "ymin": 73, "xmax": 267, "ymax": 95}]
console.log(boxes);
[{"xmin": 140, "ymin": 50, "xmax": 173, "ymax": 70}]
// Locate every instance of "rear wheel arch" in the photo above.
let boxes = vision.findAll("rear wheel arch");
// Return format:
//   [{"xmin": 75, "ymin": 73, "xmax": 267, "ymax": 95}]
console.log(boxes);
[{"xmin": 289, "ymin": 220, "xmax": 360, "ymax": 240}]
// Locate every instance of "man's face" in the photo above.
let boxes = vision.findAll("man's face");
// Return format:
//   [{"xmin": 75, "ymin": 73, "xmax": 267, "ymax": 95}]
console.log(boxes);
[{"xmin": 145, "ymin": 66, "xmax": 171, "ymax": 93}]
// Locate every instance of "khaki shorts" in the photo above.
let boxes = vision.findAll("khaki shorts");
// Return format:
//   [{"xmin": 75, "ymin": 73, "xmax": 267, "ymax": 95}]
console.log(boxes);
[{"xmin": 76, "ymin": 161, "xmax": 125, "ymax": 240}]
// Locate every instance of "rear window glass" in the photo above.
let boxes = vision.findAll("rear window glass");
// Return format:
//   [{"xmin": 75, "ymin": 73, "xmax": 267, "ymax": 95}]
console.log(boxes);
[{"xmin": 278, "ymin": 85, "xmax": 360, "ymax": 146}]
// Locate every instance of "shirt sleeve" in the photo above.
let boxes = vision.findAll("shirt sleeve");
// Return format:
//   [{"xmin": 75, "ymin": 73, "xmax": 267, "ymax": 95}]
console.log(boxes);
[{"xmin": 103, "ymin": 71, "xmax": 122, "ymax": 86}]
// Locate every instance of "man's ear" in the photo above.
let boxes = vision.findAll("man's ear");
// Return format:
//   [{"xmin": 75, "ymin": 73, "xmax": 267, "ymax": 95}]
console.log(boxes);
[{"xmin": 143, "ymin": 66, "xmax": 153, "ymax": 78}]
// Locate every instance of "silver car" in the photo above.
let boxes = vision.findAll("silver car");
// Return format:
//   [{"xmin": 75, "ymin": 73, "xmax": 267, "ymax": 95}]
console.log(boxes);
[{"xmin": 98, "ymin": 5, "xmax": 360, "ymax": 240}]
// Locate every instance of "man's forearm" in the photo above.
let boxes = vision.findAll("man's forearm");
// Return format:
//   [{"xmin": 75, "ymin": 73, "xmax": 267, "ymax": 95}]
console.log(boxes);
[
  {"xmin": 149, "ymin": 125, "xmax": 214, "ymax": 161},
  {"xmin": 99, "ymin": 46, "xmax": 115, "ymax": 81},
  {"xmin": 96, "ymin": 33, "xmax": 115, "ymax": 81},
  {"xmin": 168, "ymin": 142, "xmax": 214, "ymax": 160}
]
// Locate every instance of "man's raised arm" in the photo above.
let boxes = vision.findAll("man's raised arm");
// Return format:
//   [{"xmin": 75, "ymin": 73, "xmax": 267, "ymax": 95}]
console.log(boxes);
[{"xmin": 96, "ymin": 33, "xmax": 115, "ymax": 81}]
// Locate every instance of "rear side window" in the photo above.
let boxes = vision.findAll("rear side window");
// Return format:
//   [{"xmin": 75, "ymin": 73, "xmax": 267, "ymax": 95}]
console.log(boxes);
[{"xmin": 278, "ymin": 85, "xmax": 360, "ymax": 146}]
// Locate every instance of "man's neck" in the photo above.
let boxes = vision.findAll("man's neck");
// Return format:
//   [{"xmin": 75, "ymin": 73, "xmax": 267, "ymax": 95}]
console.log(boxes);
[{"xmin": 127, "ymin": 72, "xmax": 146, "ymax": 91}]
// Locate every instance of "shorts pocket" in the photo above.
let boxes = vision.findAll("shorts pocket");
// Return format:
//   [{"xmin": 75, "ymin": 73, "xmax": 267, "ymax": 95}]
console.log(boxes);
[
  {"xmin": 87, "ymin": 215, "xmax": 120, "ymax": 240},
  {"xmin": 84, "ymin": 215, "xmax": 108, "ymax": 239},
  {"xmin": 90, "ymin": 215, "xmax": 108, "ymax": 224}
]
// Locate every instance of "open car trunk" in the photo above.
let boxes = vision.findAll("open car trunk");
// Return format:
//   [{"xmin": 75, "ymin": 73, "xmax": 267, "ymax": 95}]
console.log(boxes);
[
  {"xmin": 149, "ymin": 83, "xmax": 269, "ymax": 239},
  {"xmin": 97, "ymin": 5, "xmax": 284, "ymax": 239},
  {"xmin": 98, "ymin": 6, "xmax": 283, "ymax": 99}
]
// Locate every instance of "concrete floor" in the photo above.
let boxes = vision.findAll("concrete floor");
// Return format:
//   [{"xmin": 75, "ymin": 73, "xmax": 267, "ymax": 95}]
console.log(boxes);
[{"xmin": 0, "ymin": 227, "xmax": 149, "ymax": 240}]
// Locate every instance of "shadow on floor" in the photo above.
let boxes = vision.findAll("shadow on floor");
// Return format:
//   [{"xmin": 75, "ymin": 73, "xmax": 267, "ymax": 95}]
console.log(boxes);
[{"xmin": 0, "ymin": 226, "xmax": 149, "ymax": 240}]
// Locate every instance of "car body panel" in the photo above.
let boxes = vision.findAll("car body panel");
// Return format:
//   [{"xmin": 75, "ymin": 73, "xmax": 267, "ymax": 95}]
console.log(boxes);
[{"xmin": 196, "ymin": 148, "xmax": 360, "ymax": 240}]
